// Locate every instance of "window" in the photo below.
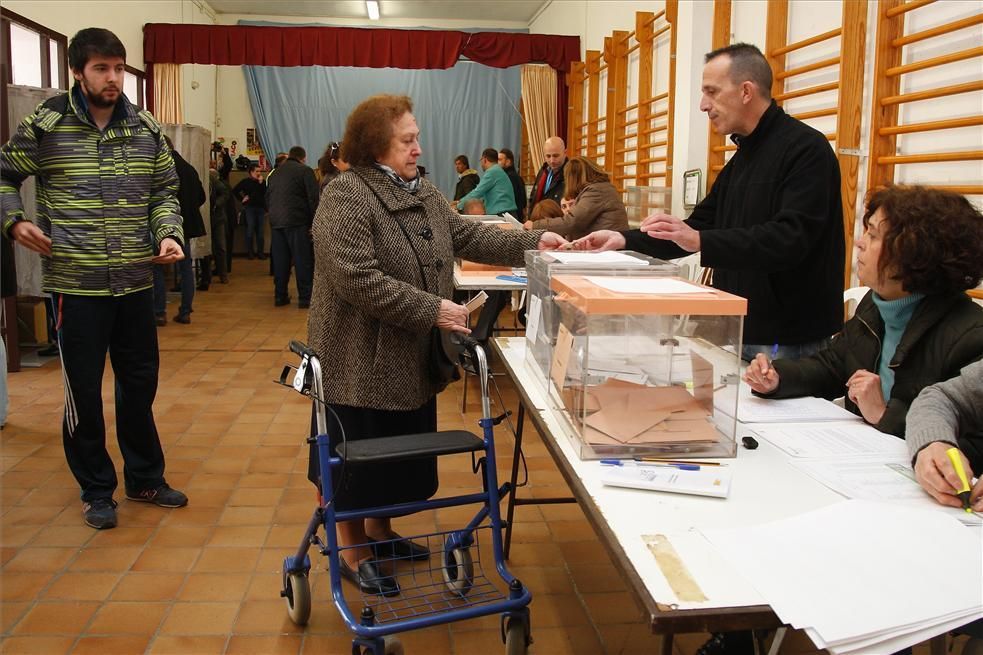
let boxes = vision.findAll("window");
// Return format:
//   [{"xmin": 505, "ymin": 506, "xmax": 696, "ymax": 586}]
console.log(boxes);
[
  {"xmin": 124, "ymin": 66, "xmax": 147, "ymax": 110},
  {"xmin": 1, "ymin": 9, "xmax": 68, "ymax": 90}
]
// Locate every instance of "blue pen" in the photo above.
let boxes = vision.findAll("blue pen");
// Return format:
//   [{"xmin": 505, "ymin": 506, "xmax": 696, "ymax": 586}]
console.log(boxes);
[
  {"xmin": 771, "ymin": 343, "xmax": 779, "ymax": 359},
  {"xmin": 600, "ymin": 459, "xmax": 700, "ymax": 471}
]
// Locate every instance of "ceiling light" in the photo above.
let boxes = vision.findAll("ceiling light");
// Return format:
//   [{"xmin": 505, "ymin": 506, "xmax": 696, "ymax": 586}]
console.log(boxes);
[{"xmin": 366, "ymin": 0, "xmax": 380, "ymax": 20}]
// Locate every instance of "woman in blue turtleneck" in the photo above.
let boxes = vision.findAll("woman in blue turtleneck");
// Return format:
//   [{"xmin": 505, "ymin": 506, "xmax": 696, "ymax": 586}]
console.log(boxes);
[{"xmin": 743, "ymin": 185, "xmax": 983, "ymax": 437}]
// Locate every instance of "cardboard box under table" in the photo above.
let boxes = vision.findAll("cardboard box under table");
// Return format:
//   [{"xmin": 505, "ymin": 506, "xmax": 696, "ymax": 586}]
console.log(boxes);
[{"xmin": 546, "ymin": 274, "xmax": 747, "ymax": 460}]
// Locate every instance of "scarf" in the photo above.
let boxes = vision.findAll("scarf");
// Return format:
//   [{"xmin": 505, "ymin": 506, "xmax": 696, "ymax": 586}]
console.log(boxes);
[{"xmin": 374, "ymin": 162, "xmax": 421, "ymax": 195}]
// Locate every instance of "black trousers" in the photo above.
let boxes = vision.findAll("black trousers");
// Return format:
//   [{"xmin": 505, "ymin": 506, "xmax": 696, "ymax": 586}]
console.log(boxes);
[
  {"xmin": 271, "ymin": 226, "xmax": 313, "ymax": 304},
  {"xmin": 54, "ymin": 290, "xmax": 167, "ymax": 502}
]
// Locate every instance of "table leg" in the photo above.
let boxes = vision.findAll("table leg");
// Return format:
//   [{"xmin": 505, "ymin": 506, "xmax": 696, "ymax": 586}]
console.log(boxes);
[
  {"xmin": 503, "ymin": 403, "xmax": 526, "ymax": 560},
  {"xmin": 660, "ymin": 632, "xmax": 673, "ymax": 654},
  {"xmin": 766, "ymin": 626, "xmax": 787, "ymax": 655}
]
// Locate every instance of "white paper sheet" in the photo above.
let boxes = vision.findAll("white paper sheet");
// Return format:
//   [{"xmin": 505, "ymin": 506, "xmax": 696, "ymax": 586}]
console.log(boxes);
[
  {"xmin": 547, "ymin": 251, "xmax": 651, "ymax": 266},
  {"xmin": 729, "ymin": 394, "xmax": 860, "ymax": 423},
  {"xmin": 601, "ymin": 463, "xmax": 733, "ymax": 498},
  {"xmin": 584, "ymin": 276, "xmax": 715, "ymax": 295},
  {"xmin": 791, "ymin": 457, "xmax": 983, "ymax": 526},
  {"xmin": 702, "ymin": 501, "xmax": 983, "ymax": 650},
  {"xmin": 750, "ymin": 422, "xmax": 908, "ymax": 458}
]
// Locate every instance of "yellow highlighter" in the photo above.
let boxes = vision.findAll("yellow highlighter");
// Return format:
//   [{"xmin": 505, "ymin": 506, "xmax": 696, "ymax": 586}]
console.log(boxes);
[{"xmin": 945, "ymin": 447, "xmax": 973, "ymax": 513}]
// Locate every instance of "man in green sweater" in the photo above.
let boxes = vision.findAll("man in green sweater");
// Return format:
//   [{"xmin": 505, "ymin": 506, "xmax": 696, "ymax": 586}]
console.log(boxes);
[{"xmin": 454, "ymin": 148, "xmax": 518, "ymax": 216}]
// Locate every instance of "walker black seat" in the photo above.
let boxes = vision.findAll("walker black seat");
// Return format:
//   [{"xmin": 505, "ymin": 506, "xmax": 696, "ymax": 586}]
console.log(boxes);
[{"xmin": 337, "ymin": 430, "xmax": 484, "ymax": 463}]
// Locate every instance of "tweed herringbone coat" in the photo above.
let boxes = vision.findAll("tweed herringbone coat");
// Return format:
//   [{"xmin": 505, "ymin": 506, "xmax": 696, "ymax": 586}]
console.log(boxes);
[{"xmin": 308, "ymin": 166, "xmax": 542, "ymax": 411}]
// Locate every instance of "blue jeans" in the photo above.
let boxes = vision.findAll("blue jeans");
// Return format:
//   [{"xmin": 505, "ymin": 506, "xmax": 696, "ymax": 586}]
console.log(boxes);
[
  {"xmin": 152, "ymin": 240, "xmax": 194, "ymax": 317},
  {"xmin": 243, "ymin": 206, "xmax": 265, "ymax": 256},
  {"xmin": 271, "ymin": 226, "xmax": 313, "ymax": 304},
  {"xmin": 741, "ymin": 338, "xmax": 831, "ymax": 363}
]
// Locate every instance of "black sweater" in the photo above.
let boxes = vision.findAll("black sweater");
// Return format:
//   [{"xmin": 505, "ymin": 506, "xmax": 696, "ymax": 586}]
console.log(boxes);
[{"xmin": 624, "ymin": 102, "xmax": 845, "ymax": 345}]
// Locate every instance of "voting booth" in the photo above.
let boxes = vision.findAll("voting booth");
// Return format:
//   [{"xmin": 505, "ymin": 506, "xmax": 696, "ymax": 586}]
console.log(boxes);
[{"xmin": 531, "ymin": 267, "xmax": 747, "ymax": 460}]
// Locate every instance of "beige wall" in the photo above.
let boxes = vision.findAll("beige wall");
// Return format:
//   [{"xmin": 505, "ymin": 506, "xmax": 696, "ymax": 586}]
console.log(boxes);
[{"xmin": 3, "ymin": 0, "xmax": 217, "ymax": 136}]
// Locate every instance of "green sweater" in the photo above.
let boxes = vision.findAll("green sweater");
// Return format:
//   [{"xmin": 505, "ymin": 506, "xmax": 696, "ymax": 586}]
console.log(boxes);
[
  {"xmin": 457, "ymin": 164, "xmax": 517, "ymax": 215},
  {"xmin": 1, "ymin": 86, "xmax": 182, "ymax": 296}
]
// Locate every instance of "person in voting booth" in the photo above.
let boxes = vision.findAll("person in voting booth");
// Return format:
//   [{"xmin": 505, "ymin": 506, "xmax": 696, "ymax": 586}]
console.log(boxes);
[
  {"xmin": 524, "ymin": 156, "xmax": 629, "ymax": 239},
  {"xmin": 744, "ymin": 185, "xmax": 983, "ymax": 438},
  {"xmin": 572, "ymin": 43, "xmax": 844, "ymax": 363},
  {"xmin": 305, "ymin": 94, "xmax": 566, "ymax": 595}
]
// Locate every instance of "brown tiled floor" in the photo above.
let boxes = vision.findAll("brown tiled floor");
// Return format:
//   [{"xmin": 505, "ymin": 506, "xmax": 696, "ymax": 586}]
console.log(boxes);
[{"xmin": 1, "ymin": 260, "xmax": 947, "ymax": 654}]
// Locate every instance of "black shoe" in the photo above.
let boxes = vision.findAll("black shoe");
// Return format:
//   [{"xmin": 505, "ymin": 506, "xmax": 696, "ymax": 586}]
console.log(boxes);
[
  {"xmin": 368, "ymin": 535, "xmax": 430, "ymax": 562},
  {"xmin": 38, "ymin": 344, "xmax": 59, "ymax": 357},
  {"xmin": 82, "ymin": 498, "xmax": 118, "ymax": 530},
  {"xmin": 297, "ymin": 301, "xmax": 310, "ymax": 309},
  {"xmin": 275, "ymin": 296, "xmax": 291, "ymax": 307},
  {"xmin": 126, "ymin": 483, "xmax": 188, "ymax": 508},
  {"xmin": 695, "ymin": 631, "xmax": 755, "ymax": 655},
  {"xmin": 337, "ymin": 556, "xmax": 400, "ymax": 597},
  {"xmin": 258, "ymin": 253, "xmax": 268, "ymax": 260},
  {"xmin": 174, "ymin": 313, "xmax": 191, "ymax": 324},
  {"xmin": 247, "ymin": 253, "xmax": 255, "ymax": 260},
  {"xmin": 155, "ymin": 314, "xmax": 167, "ymax": 327},
  {"xmin": 196, "ymin": 284, "xmax": 210, "ymax": 291}
]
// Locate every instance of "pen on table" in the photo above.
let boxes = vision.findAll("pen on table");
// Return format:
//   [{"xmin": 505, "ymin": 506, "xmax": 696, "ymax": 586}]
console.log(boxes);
[
  {"xmin": 634, "ymin": 458, "xmax": 725, "ymax": 467},
  {"xmin": 600, "ymin": 459, "xmax": 700, "ymax": 471},
  {"xmin": 945, "ymin": 447, "xmax": 974, "ymax": 514}
]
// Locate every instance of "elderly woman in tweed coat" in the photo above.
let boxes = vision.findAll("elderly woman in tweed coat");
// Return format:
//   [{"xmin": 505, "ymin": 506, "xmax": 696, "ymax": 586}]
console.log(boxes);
[{"xmin": 307, "ymin": 94, "xmax": 565, "ymax": 596}]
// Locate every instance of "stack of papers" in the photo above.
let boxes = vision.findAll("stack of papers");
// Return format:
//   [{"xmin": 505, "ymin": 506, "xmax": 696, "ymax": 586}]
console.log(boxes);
[
  {"xmin": 548, "ymin": 251, "xmax": 650, "ymax": 266},
  {"xmin": 750, "ymin": 422, "xmax": 907, "ymax": 459},
  {"xmin": 728, "ymin": 394, "xmax": 859, "ymax": 423},
  {"xmin": 702, "ymin": 500, "xmax": 983, "ymax": 654},
  {"xmin": 585, "ymin": 276, "xmax": 714, "ymax": 295}
]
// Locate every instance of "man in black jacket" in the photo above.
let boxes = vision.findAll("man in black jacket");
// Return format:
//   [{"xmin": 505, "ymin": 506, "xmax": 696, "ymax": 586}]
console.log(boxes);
[
  {"xmin": 576, "ymin": 43, "xmax": 844, "ymax": 366},
  {"xmin": 498, "ymin": 148, "xmax": 527, "ymax": 219},
  {"xmin": 265, "ymin": 146, "xmax": 318, "ymax": 308},
  {"xmin": 453, "ymin": 155, "xmax": 479, "ymax": 201},
  {"xmin": 154, "ymin": 136, "xmax": 206, "ymax": 325}
]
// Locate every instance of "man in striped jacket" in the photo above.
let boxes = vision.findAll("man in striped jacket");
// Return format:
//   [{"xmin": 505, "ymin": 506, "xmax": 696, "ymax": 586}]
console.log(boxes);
[{"xmin": 0, "ymin": 27, "xmax": 189, "ymax": 530}]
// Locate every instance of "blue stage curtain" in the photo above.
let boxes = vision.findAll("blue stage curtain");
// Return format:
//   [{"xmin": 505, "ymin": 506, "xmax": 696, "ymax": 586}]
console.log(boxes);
[{"xmin": 242, "ymin": 61, "xmax": 522, "ymax": 199}]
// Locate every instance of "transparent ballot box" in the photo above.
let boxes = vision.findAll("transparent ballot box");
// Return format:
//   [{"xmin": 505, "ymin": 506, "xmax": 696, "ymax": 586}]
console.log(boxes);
[
  {"xmin": 546, "ymin": 274, "xmax": 747, "ymax": 460},
  {"xmin": 523, "ymin": 250, "xmax": 678, "ymax": 382}
]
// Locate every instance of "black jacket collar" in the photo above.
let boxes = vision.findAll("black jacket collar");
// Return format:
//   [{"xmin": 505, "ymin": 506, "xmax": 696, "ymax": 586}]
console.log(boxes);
[
  {"xmin": 730, "ymin": 100, "xmax": 783, "ymax": 151},
  {"xmin": 856, "ymin": 290, "xmax": 970, "ymax": 367}
]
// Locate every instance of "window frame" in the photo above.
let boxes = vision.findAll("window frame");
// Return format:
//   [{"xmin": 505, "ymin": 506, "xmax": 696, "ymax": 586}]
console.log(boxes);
[{"xmin": 1, "ymin": 9, "xmax": 69, "ymax": 143}]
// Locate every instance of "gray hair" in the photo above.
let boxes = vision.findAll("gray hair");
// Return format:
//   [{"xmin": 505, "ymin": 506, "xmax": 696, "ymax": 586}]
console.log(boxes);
[{"xmin": 705, "ymin": 43, "xmax": 773, "ymax": 100}]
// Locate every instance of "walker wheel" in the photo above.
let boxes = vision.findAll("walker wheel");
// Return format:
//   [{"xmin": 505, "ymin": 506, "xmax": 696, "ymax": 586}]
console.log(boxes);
[
  {"xmin": 283, "ymin": 571, "xmax": 311, "ymax": 625},
  {"xmin": 360, "ymin": 636, "xmax": 403, "ymax": 655},
  {"xmin": 504, "ymin": 617, "xmax": 529, "ymax": 655},
  {"xmin": 441, "ymin": 546, "xmax": 474, "ymax": 596}
]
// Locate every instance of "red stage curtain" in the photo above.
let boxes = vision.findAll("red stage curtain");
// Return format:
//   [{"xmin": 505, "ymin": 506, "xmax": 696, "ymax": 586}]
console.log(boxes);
[{"xmin": 143, "ymin": 23, "xmax": 578, "ymax": 138}]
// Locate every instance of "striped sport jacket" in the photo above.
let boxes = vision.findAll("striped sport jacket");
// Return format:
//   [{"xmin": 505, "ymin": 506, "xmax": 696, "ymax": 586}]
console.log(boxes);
[{"xmin": 0, "ymin": 86, "xmax": 182, "ymax": 296}]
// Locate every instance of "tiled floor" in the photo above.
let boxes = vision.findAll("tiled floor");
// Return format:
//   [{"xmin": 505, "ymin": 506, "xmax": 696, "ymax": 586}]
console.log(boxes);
[{"xmin": 1, "ymin": 260, "xmax": 945, "ymax": 655}]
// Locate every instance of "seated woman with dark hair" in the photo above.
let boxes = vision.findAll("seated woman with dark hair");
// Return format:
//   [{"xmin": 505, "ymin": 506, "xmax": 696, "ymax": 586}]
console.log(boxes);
[
  {"xmin": 744, "ymin": 185, "xmax": 983, "ymax": 436},
  {"xmin": 523, "ymin": 156, "xmax": 628, "ymax": 239},
  {"xmin": 529, "ymin": 198, "xmax": 563, "ymax": 223}
]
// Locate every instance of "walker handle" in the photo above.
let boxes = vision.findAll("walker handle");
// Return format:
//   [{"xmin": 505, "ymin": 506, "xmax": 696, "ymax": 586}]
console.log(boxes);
[{"xmin": 289, "ymin": 340, "xmax": 318, "ymax": 360}]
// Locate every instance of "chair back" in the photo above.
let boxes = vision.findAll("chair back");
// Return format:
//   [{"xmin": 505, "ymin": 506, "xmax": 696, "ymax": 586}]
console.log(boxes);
[{"xmin": 843, "ymin": 286, "xmax": 870, "ymax": 320}]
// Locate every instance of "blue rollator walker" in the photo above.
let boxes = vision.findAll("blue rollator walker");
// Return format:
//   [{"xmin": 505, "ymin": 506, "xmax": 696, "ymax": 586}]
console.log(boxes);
[{"xmin": 277, "ymin": 338, "xmax": 533, "ymax": 655}]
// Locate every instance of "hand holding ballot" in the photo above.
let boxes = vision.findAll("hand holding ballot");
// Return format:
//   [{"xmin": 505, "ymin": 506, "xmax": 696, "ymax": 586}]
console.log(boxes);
[
  {"xmin": 536, "ymin": 231, "xmax": 569, "ymax": 251},
  {"xmin": 914, "ymin": 442, "xmax": 983, "ymax": 512},
  {"xmin": 436, "ymin": 299, "xmax": 471, "ymax": 335},
  {"xmin": 567, "ymin": 229, "xmax": 626, "ymax": 252},
  {"xmin": 743, "ymin": 353, "xmax": 780, "ymax": 394}
]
